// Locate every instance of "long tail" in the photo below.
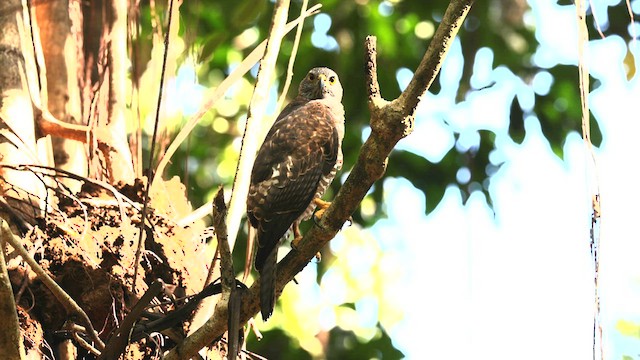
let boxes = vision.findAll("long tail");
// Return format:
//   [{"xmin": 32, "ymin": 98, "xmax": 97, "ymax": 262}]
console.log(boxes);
[{"xmin": 259, "ymin": 246, "xmax": 278, "ymax": 321}]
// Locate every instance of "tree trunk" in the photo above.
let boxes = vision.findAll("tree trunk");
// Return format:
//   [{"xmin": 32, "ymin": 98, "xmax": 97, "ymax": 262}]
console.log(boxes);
[
  {"xmin": 0, "ymin": 0, "xmax": 45, "ymax": 223},
  {"xmin": 34, "ymin": 0, "xmax": 87, "ymax": 189},
  {"xmin": 103, "ymin": 0, "xmax": 135, "ymax": 184}
]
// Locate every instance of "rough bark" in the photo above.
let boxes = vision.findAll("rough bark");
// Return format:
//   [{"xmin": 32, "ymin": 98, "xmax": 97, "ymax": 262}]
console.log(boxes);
[
  {"xmin": 103, "ymin": 0, "xmax": 135, "ymax": 184},
  {"xmin": 74, "ymin": 0, "xmax": 135, "ymax": 184}
]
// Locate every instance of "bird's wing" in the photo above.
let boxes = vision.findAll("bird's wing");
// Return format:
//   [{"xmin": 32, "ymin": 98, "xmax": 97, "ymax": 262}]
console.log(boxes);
[{"xmin": 248, "ymin": 100, "xmax": 339, "ymax": 270}]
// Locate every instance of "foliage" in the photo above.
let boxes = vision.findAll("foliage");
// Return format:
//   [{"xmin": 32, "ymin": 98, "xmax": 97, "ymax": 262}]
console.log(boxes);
[
  {"xmin": 146, "ymin": 0, "xmax": 635, "ymax": 357},
  {"xmin": 1, "ymin": 0, "xmax": 636, "ymax": 357},
  {"xmin": 168, "ymin": 0, "xmax": 628, "ymax": 219}
]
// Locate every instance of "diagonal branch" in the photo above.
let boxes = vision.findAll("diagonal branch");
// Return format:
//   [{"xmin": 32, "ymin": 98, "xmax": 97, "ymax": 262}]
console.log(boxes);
[
  {"xmin": 245, "ymin": 0, "xmax": 477, "ymax": 326},
  {"xmin": 396, "ymin": 0, "xmax": 475, "ymax": 115},
  {"xmin": 154, "ymin": 4, "xmax": 322, "ymax": 199},
  {"xmin": 97, "ymin": 280, "xmax": 165, "ymax": 360},
  {"xmin": 226, "ymin": 0, "xmax": 291, "ymax": 253},
  {"xmin": 165, "ymin": 0, "xmax": 475, "ymax": 355}
]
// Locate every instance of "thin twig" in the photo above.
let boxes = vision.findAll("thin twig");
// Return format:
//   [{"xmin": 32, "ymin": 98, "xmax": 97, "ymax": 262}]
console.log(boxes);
[
  {"xmin": 0, "ymin": 164, "xmax": 129, "ymax": 222},
  {"xmin": 163, "ymin": 188, "xmax": 237, "ymax": 360},
  {"xmin": 396, "ymin": 0, "xmax": 475, "ymax": 114},
  {"xmin": 276, "ymin": 0, "xmax": 309, "ymax": 111},
  {"xmin": 0, "ymin": 218, "xmax": 105, "ymax": 351},
  {"xmin": 187, "ymin": 0, "xmax": 300, "ymax": 334},
  {"xmin": 97, "ymin": 280, "xmax": 165, "ymax": 360},
  {"xmin": 133, "ymin": 0, "xmax": 176, "ymax": 291},
  {"xmin": 170, "ymin": 5, "xmax": 323, "ymax": 228},
  {"xmin": 225, "ymin": 0, "xmax": 290, "ymax": 256}
]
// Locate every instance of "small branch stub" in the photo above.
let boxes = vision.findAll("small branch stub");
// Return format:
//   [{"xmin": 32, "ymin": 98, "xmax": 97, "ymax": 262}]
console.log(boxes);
[{"xmin": 365, "ymin": 36, "xmax": 382, "ymax": 103}]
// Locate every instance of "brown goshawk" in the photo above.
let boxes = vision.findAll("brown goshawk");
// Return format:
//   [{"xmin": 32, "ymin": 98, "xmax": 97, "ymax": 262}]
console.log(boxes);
[{"xmin": 247, "ymin": 67, "xmax": 345, "ymax": 321}]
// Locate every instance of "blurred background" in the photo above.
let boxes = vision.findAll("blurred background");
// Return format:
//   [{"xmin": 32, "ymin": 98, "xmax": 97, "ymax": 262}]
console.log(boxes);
[{"xmin": 139, "ymin": 0, "xmax": 638, "ymax": 358}]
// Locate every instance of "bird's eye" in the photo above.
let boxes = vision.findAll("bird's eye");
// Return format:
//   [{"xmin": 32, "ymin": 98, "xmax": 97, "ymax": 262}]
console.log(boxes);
[
  {"xmin": 308, "ymin": 73, "xmax": 316, "ymax": 81},
  {"xmin": 329, "ymin": 76, "xmax": 336, "ymax": 84}
]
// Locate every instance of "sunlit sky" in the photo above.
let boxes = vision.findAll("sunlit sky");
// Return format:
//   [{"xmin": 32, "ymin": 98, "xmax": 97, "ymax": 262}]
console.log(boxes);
[{"xmin": 167, "ymin": 0, "xmax": 640, "ymax": 358}]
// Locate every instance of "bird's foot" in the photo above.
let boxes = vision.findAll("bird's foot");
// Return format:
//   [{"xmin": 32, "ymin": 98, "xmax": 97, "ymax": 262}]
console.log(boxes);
[
  {"xmin": 312, "ymin": 198, "xmax": 332, "ymax": 221},
  {"xmin": 291, "ymin": 222, "xmax": 303, "ymax": 250},
  {"xmin": 291, "ymin": 235, "xmax": 303, "ymax": 250},
  {"xmin": 312, "ymin": 198, "xmax": 333, "ymax": 229},
  {"xmin": 312, "ymin": 198, "xmax": 353, "ymax": 229}
]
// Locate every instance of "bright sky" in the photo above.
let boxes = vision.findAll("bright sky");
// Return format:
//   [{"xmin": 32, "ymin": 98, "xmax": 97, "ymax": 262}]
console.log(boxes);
[{"xmin": 317, "ymin": 1, "xmax": 640, "ymax": 359}]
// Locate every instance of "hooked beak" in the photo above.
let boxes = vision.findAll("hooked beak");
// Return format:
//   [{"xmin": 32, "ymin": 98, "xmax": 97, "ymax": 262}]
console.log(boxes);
[{"xmin": 318, "ymin": 73, "xmax": 328, "ymax": 91}]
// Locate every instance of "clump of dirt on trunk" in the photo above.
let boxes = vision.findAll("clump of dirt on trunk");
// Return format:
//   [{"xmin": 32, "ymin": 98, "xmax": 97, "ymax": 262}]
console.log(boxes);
[{"xmin": 6, "ymin": 176, "xmax": 213, "ymax": 359}]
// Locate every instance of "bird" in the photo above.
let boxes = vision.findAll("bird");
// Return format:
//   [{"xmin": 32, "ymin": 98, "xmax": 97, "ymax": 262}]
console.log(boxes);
[{"xmin": 246, "ymin": 67, "xmax": 345, "ymax": 321}]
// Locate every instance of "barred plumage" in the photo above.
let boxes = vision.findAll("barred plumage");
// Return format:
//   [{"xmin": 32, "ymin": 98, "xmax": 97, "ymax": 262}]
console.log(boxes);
[{"xmin": 247, "ymin": 67, "xmax": 345, "ymax": 321}]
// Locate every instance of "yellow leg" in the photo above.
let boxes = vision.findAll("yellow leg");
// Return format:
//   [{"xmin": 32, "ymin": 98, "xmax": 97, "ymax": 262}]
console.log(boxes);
[{"xmin": 291, "ymin": 221, "xmax": 303, "ymax": 249}]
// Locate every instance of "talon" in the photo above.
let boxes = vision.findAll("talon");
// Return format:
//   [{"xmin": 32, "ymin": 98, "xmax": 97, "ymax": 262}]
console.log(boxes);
[
  {"xmin": 313, "ymin": 198, "xmax": 331, "ymax": 209},
  {"xmin": 313, "ymin": 199, "xmax": 331, "ymax": 219},
  {"xmin": 312, "ymin": 212, "xmax": 325, "ymax": 227},
  {"xmin": 314, "ymin": 208, "xmax": 325, "ymax": 220},
  {"xmin": 312, "ymin": 199, "xmax": 332, "ymax": 226},
  {"xmin": 291, "ymin": 235, "xmax": 303, "ymax": 250}
]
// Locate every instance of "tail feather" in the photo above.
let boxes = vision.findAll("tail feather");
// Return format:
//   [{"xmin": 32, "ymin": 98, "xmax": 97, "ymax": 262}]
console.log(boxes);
[{"xmin": 259, "ymin": 246, "xmax": 278, "ymax": 321}]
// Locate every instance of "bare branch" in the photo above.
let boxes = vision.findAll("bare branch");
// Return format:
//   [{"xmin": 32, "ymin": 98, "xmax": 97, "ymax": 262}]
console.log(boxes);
[
  {"xmin": 97, "ymin": 280, "xmax": 165, "ymax": 360},
  {"xmin": 213, "ymin": 188, "xmax": 233, "ymax": 293},
  {"xmin": 365, "ymin": 37, "xmax": 382, "ymax": 104},
  {"xmin": 276, "ymin": 0, "xmax": 309, "ymax": 111},
  {"xmin": 211, "ymin": 187, "xmax": 242, "ymax": 359},
  {"xmin": 0, "ymin": 219, "xmax": 24, "ymax": 359},
  {"xmin": 163, "ymin": 187, "xmax": 237, "ymax": 360},
  {"xmin": 396, "ymin": 0, "xmax": 475, "ymax": 115},
  {"xmin": 153, "ymin": 4, "xmax": 322, "ymax": 197},
  {"xmin": 226, "ymin": 0, "xmax": 290, "ymax": 253},
  {"xmin": 252, "ymin": 0, "xmax": 476, "ymax": 333},
  {"xmin": 0, "ymin": 218, "xmax": 105, "ymax": 351}
]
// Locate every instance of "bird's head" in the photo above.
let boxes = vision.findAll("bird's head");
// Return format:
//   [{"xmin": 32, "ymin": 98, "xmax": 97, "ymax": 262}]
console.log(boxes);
[{"xmin": 298, "ymin": 67, "xmax": 343, "ymax": 102}]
